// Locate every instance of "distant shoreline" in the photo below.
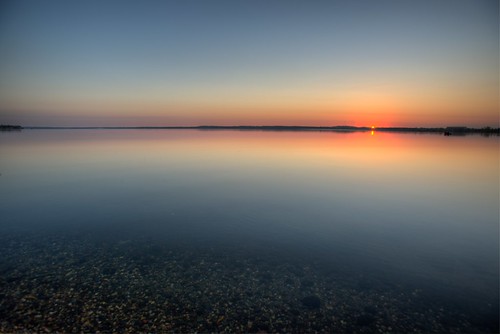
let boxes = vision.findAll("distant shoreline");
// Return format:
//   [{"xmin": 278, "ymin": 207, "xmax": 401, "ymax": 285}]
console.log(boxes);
[{"xmin": 1, "ymin": 124, "xmax": 499, "ymax": 135}]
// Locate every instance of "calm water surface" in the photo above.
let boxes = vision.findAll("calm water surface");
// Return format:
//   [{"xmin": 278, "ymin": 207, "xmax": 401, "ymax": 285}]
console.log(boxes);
[{"xmin": 0, "ymin": 130, "xmax": 498, "ymax": 332}]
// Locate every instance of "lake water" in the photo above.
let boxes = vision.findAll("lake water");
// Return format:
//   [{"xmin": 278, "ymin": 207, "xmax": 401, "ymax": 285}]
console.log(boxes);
[{"xmin": 0, "ymin": 129, "xmax": 498, "ymax": 332}]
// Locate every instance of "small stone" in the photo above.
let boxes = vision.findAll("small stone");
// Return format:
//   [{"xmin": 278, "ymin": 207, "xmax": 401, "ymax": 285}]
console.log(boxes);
[
  {"xmin": 356, "ymin": 314, "xmax": 376, "ymax": 326},
  {"xmin": 301, "ymin": 295, "xmax": 321, "ymax": 310}
]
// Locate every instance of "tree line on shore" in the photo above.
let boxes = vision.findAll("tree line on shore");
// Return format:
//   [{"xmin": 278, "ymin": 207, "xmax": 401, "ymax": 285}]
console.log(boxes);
[{"xmin": 2, "ymin": 124, "xmax": 498, "ymax": 135}]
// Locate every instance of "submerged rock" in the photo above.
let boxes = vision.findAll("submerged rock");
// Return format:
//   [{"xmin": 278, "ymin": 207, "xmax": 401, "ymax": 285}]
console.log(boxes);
[
  {"xmin": 356, "ymin": 313, "xmax": 376, "ymax": 326},
  {"xmin": 301, "ymin": 295, "xmax": 321, "ymax": 310}
]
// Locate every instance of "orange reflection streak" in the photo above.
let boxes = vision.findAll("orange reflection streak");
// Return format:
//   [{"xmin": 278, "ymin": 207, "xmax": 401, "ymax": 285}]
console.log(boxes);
[{"xmin": 7, "ymin": 129, "xmax": 496, "ymax": 177}]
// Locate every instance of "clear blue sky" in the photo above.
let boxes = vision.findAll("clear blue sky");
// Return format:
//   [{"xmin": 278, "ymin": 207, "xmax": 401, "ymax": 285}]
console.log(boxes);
[{"xmin": 0, "ymin": 0, "xmax": 498, "ymax": 126}]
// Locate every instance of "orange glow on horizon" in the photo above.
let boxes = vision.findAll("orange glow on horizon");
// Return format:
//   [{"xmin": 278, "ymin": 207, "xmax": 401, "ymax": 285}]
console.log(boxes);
[{"xmin": 2, "ymin": 97, "xmax": 497, "ymax": 127}]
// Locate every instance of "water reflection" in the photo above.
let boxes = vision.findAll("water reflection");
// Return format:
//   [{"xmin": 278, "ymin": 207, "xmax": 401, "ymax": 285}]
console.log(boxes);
[{"xmin": 0, "ymin": 130, "xmax": 498, "ymax": 332}]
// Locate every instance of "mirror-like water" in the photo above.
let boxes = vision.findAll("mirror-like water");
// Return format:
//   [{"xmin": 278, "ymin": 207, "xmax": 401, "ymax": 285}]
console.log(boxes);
[{"xmin": 0, "ymin": 130, "xmax": 498, "ymax": 332}]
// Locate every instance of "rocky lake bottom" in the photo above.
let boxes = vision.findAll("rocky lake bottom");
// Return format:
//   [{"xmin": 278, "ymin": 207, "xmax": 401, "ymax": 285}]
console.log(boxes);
[{"xmin": 0, "ymin": 230, "xmax": 497, "ymax": 333}]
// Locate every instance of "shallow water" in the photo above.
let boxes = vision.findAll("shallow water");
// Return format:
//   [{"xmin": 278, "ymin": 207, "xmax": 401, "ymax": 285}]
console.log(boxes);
[{"xmin": 0, "ymin": 129, "xmax": 498, "ymax": 332}]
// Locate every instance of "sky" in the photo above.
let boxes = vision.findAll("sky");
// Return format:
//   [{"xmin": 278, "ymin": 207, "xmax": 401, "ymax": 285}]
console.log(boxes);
[{"xmin": 0, "ymin": 0, "xmax": 498, "ymax": 127}]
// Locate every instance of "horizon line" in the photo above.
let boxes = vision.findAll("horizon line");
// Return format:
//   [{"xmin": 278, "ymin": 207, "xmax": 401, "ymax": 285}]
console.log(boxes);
[{"xmin": 2, "ymin": 124, "xmax": 499, "ymax": 133}]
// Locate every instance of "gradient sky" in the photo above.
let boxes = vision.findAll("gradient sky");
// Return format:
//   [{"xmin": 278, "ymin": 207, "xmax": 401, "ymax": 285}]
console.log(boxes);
[{"xmin": 0, "ymin": 0, "xmax": 498, "ymax": 127}]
